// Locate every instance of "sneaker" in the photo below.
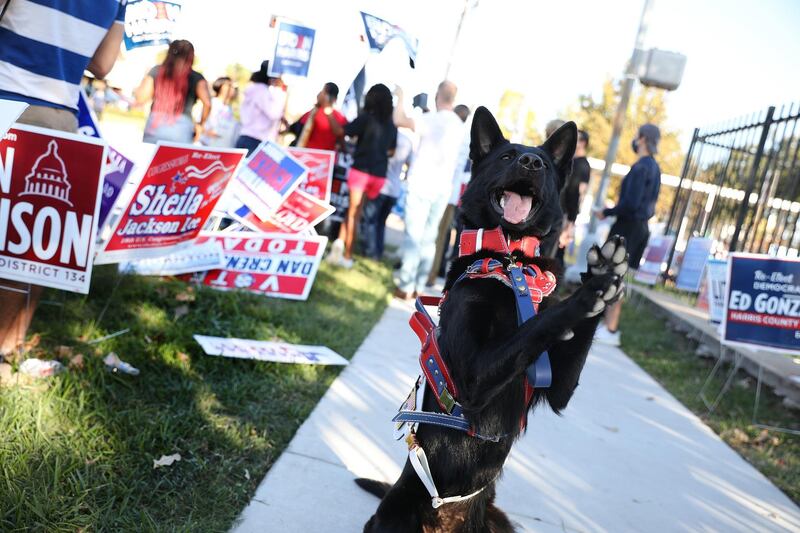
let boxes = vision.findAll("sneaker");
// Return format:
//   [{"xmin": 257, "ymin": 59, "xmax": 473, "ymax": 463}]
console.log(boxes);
[
  {"xmin": 594, "ymin": 325, "xmax": 621, "ymax": 347},
  {"xmin": 326, "ymin": 239, "xmax": 344, "ymax": 264},
  {"xmin": 339, "ymin": 257, "xmax": 354, "ymax": 269}
]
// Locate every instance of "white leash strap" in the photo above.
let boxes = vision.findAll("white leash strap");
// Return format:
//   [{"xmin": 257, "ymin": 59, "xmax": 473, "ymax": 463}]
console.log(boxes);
[
  {"xmin": 408, "ymin": 445, "xmax": 486, "ymax": 509},
  {"xmin": 475, "ymin": 228, "xmax": 484, "ymax": 252}
]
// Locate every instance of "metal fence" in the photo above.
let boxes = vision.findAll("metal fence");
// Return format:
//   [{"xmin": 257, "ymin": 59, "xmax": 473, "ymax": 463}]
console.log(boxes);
[{"xmin": 665, "ymin": 103, "xmax": 800, "ymax": 264}]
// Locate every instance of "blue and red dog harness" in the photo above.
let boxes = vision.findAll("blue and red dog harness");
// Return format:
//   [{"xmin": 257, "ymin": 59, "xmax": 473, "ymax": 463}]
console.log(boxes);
[{"xmin": 393, "ymin": 226, "xmax": 557, "ymax": 508}]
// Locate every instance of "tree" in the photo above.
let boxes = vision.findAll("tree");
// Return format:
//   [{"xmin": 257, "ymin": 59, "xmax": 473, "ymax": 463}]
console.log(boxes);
[
  {"xmin": 496, "ymin": 90, "xmax": 542, "ymax": 147},
  {"xmin": 568, "ymin": 77, "xmax": 685, "ymax": 219}
]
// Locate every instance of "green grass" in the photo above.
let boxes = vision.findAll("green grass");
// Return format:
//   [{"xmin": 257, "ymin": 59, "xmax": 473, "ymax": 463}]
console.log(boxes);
[
  {"xmin": 620, "ymin": 297, "xmax": 800, "ymax": 504},
  {"xmin": 0, "ymin": 259, "xmax": 392, "ymax": 531}
]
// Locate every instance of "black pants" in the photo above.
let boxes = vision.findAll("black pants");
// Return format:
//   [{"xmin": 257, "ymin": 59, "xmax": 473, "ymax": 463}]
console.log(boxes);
[
  {"xmin": 235, "ymin": 135, "xmax": 262, "ymax": 157},
  {"xmin": 361, "ymin": 194, "xmax": 397, "ymax": 259},
  {"xmin": 609, "ymin": 217, "xmax": 650, "ymax": 268}
]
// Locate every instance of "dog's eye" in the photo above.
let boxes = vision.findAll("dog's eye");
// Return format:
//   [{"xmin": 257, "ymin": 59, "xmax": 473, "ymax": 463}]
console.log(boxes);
[{"xmin": 501, "ymin": 153, "xmax": 513, "ymax": 161}]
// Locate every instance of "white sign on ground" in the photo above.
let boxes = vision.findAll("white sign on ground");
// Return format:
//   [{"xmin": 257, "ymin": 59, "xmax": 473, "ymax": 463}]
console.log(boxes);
[
  {"xmin": 193, "ymin": 335, "xmax": 348, "ymax": 366},
  {"xmin": 120, "ymin": 240, "xmax": 225, "ymax": 276}
]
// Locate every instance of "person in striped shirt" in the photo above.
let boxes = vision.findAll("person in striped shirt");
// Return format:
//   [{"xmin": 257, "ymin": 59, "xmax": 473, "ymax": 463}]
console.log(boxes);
[
  {"xmin": 0, "ymin": 0, "xmax": 126, "ymax": 354},
  {"xmin": 0, "ymin": 0, "xmax": 127, "ymax": 134}
]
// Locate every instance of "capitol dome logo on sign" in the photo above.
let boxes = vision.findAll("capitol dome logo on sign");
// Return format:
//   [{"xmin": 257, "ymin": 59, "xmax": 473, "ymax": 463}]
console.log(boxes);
[{"xmin": 20, "ymin": 140, "xmax": 73, "ymax": 206}]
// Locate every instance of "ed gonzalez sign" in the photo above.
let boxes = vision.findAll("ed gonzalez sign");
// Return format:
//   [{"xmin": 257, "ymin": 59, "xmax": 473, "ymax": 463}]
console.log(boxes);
[
  {"xmin": 97, "ymin": 143, "xmax": 245, "ymax": 263},
  {"xmin": 722, "ymin": 254, "xmax": 800, "ymax": 353},
  {"xmin": 0, "ymin": 125, "xmax": 106, "ymax": 293}
]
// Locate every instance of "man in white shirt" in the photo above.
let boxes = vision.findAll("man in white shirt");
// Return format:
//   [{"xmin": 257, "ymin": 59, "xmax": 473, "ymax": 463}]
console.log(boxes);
[{"xmin": 392, "ymin": 81, "xmax": 465, "ymax": 299}]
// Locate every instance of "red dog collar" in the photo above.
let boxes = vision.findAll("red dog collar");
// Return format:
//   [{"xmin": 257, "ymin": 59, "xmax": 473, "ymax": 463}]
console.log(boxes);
[{"xmin": 459, "ymin": 227, "xmax": 540, "ymax": 258}]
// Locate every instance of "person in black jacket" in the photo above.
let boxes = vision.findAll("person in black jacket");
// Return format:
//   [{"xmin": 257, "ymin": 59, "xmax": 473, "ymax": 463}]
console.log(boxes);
[
  {"xmin": 556, "ymin": 130, "xmax": 591, "ymax": 266},
  {"xmin": 595, "ymin": 123, "xmax": 661, "ymax": 345}
]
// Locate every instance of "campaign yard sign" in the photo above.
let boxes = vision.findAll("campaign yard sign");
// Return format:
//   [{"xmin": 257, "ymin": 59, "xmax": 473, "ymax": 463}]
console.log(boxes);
[
  {"xmin": 706, "ymin": 258, "xmax": 728, "ymax": 324},
  {"xmin": 722, "ymin": 254, "xmax": 800, "ymax": 353},
  {"xmin": 75, "ymin": 91, "xmax": 136, "ymax": 230},
  {"xmin": 97, "ymin": 143, "xmax": 245, "ymax": 264},
  {"xmin": 0, "ymin": 125, "xmax": 106, "ymax": 293},
  {"xmin": 191, "ymin": 232, "xmax": 326, "ymax": 301},
  {"xmin": 194, "ymin": 335, "xmax": 348, "ymax": 366},
  {"xmin": 124, "ymin": 0, "xmax": 182, "ymax": 50},
  {"xmin": 229, "ymin": 189, "xmax": 334, "ymax": 234},
  {"xmin": 634, "ymin": 235, "xmax": 675, "ymax": 285},
  {"xmin": 228, "ymin": 141, "xmax": 306, "ymax": 222},
  {"xmin": 121, "ymin": 239, "xmax": 225, "ymax": 276},
  {"xmin": 287, "ymin": 147, "xmax": 335, "ymax": 202},
  {"xmin": 269, "ymin": 22, "xmax": 316, "ymax": 78},
  {"xmin": 675, "ymin": 237, "xmax": 713, "ymax": 292},
  {"xmin": 98, "ymin": 147, "xmax": 135, "ymax": 229}
]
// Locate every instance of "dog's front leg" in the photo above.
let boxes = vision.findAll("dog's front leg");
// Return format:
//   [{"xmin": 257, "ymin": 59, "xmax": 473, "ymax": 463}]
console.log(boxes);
[
  {"xmin": 542, "ymin": 235, "xmax": 628, "ymax": 411},
  {"xmin": 443, "ymin": 272, "xmax": 620, "ymax": 412}
]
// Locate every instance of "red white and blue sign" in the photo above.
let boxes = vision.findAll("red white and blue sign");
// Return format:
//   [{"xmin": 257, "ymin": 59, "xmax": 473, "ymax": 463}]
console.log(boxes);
[
  {"xmin": 722, "ymin": 254, "xmax": 800, "ymax": 354},
  {"xmin": 97, "ymin": 143, "xmax": 246, "ymax": 263},
  {"xmin": 189, "ymin": 231, "xmax": 327, "ymax": 301},
  {"xmin": 229, "ymin": 141, "xmax": 307, "ymax": 222},
  {"xmin": 123, "ymin": 0, "xmax": 182, "ymax": 50},
  {"xmin": 0, "ymin": 124, "xmax": 107, "ymax": 293},
  {"xmin": 269, "ymin": 22, "xmax": 315, "ymax": 78}
]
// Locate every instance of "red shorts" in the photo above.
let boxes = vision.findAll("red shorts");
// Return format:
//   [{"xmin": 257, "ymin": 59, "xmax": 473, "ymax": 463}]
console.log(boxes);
[{"xmin": 347, "ymin": 168, "xmax": 385, "ymax": 200}]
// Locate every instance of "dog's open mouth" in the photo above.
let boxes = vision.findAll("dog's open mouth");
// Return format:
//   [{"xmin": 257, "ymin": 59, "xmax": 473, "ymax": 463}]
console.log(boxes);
[{"xmin": 492, "ymin": 188, "xmax": 537, "ymax": 225}]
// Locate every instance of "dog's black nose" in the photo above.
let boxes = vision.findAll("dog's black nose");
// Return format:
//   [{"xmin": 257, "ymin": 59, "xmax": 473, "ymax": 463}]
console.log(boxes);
[{"xmin": 517, "ymin": 153, "xmax": 544, "ymax": 171}]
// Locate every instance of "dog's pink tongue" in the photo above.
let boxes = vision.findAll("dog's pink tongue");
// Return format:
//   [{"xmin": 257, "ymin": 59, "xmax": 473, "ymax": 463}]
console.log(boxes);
[{"xmin": 502, "ymin": 191, "xmax": 532, "ymax": 224}]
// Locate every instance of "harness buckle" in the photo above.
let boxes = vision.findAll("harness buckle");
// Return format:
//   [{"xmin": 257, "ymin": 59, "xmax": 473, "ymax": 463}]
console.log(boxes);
[{"xmin": 439, "ymin": 388, "xmax": 456, "ymax": 413}]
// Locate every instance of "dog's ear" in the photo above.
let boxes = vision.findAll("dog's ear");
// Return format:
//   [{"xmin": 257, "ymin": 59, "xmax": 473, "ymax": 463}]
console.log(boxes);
[
  {"xmin": 470, "ymin": 106, "xmax": 508, "ymax": 166},
  {"xmin": 542, "ymin": 121, "xmax": 578, "ymax": 187}
]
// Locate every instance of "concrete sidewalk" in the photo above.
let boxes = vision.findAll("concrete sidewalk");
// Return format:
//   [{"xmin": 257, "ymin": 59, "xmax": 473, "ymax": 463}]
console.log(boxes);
[{"xmin": 233, "ymin": 298, "xmax": 800, "ymax": 532}]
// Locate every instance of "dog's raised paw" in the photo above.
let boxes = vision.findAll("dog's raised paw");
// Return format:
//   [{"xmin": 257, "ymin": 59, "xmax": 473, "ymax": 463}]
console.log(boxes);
[
  {"xmin": 580, "ymin": 273, "xmax": 624, "ymax": 318},
  {"xmin": 587, "ymin": 235, "xmax": 629, "ymax": 278}
]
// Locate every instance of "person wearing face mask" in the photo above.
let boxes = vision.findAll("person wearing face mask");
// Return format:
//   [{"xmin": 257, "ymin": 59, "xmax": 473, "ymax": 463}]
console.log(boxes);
[{"xmin": 594, "ymin": 123, "xmax": 661, "ymax": 346}]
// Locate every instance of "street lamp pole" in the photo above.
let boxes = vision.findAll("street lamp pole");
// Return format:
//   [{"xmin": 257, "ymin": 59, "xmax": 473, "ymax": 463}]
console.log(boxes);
[
  {"xmin": 587, "ymin": 0, "xmax": 655, "ymax": 233},
  {"xmin": 444, "ymin": 0, "xmax": 476, "ymax": 80}
]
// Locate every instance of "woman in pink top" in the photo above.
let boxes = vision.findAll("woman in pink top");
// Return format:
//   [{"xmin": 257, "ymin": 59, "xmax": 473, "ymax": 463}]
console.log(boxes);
[{"xmin": 235, "ymin": 60, "xmax": 287, "ymax": 155}]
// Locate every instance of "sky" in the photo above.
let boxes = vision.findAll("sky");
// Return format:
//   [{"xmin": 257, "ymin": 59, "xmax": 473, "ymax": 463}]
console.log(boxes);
[{"xmin": 109, "ymin": 0, "xmax": 800, "ymax": 148}]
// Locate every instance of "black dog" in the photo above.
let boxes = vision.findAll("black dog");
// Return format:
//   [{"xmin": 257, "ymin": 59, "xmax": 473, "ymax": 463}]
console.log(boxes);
[{"xmin": 356, "ymin": 107, "xmax": 627, "ymax": 532}]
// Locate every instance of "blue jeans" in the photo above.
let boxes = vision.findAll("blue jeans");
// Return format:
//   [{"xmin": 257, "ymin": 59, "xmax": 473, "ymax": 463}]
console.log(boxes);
[
  {"xmin": 143, "ymin": 113, "xmax": 194, "ymax": 144},
  {"xmin": 396, "ymin": 191, "xmax": 449, "ymax": 293},
  {"xmin": 361, "ymin": 194, "xmax": 397, "ymax": 259}
]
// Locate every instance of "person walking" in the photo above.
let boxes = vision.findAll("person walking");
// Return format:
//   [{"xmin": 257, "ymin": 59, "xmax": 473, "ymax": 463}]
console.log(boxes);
[
  {"xmin": 426, "ymin": 103, "xmax": 471, "ymax": 286},
  {"xmin": 392, "ymin": 81, "xmax": 465, "ymax": 299},
  {"xmin": 135, "ymin": 40, "xmax": 210, "ymax": 144},
  {"xmin": 289, "ymin": 82, "xmax": 347, "ymax": 151},
  {"xmin": 234, "ymin": 61, "xmax": 286, "ymax": 156},
  {"xmin": 362, "ymin": 127, "xmax": 414, "ymax": 259},
  {"xmin": 199, "ymin": 77, "xmax": 239, "ymax": 148},
  {"xmin": 327, "ymin": 84, "xmax": 397, "ymax": 268},
  {"xmin": 556, "ymin": 130, "xmax": 591, "ymax": 266},
  {"xmin": 0, "ymin": 0, "xmax": 127, "ymax": 354},
  {"xmin": 594, "ymin": 124, "xmax": 662, "ymax": 346}
]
